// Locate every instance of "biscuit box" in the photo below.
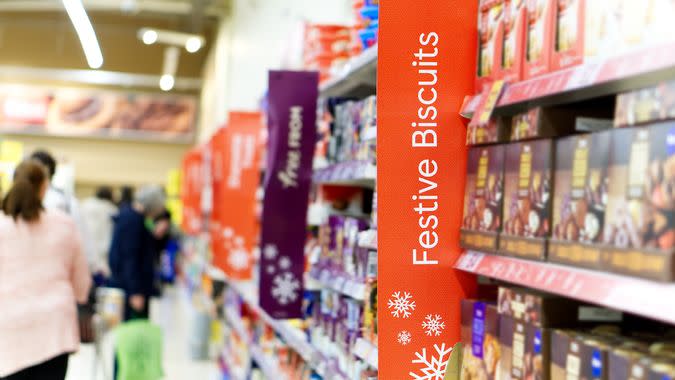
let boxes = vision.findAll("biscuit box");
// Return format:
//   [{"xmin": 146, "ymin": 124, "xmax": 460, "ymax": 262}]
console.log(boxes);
[
  {"xmin": 603, "ymin": 124, "xmax": 675, "ymax": 282},
  {"xmin": 511, "ymin": 104, "xmax": 614, "ymax": 141},
  {"xmin": 524, "ymin": 0, "xmax": 556, "ymax": 79},
  {"xmin": 461, "ymin": 145, "xmax": 506, "ymax": 252},
  {"xmin": 551, "ymin": 330, "xmax": 617, "ymax": 380},
  {"xmin": 477, "ymin": 0, "xmax": 506, "ymax": 91},
  {"xmin": 461, "ymin": 300, "xmax": 502, "ymax": 380},
  {"xmin": 498, "ymin": 287, "xmax": 619, "ymax": 380},
  {"xmin": 608, "ymin": 347, "xmax": 653, "ymax": 380},
  {"xmin": 501, "ymin": 0, "xmax": 528, "ymax": 83},
  {"xmin": 499, "ymin": 139, "xmax": 554, "ymax": 260},
  {"xmin": 551, "ymin": 0, "xmax": 586, "ymax": 71},
  {"xmin": 549, "ymin": 131, "xmax": 611, "ymax": 270},
  {"xmin": 614, "ymin": 81, "xmax": 675, "ymax": 128}
]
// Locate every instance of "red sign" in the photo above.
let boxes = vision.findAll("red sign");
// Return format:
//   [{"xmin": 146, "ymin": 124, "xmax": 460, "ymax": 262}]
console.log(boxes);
[
  {"xmin": 378, "ymin": 1, "xmax": 478, "ymax": 378},
  {"xmin": 210, "ymin": 111, "xmax": 263, "ymax": 280},
  {"xmin": 181, "ymin": 148, "xmax": 204, "ymax": 235}
]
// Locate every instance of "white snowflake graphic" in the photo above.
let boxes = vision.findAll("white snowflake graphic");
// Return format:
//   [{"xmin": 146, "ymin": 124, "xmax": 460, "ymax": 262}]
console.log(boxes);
[
  {"xmin": 271, "ymin": 272, "xmax": 300, "ymax": 305},
  {"xmin": 422, "ymin": 314, "xmax": 446, "ymax": 337},
  {"xmin": 227, "ymin": 248, "xmax": 249, "ymax": 270},
  {"xmin": 387, "ymin": 291, "xmax": 416, "ymax": 318},
  {"xmin": 397, "ymin": 330, "xmax": 412, "ymax": 346},
  {"xmin": 279, "ymin": 256, "xmax": 291, "ymax": 270},
  {"xmin": 266, "ymin": 265, "xmax": 276, "ymax": 274},
  {"xmin": 223, "ymin": 227, "xmax": 234, "ymax": 238},
  {"xmin": 263, "ymin": 244, "xmax": 279, "ymax": 260},
  {"xmin": 234, "ymin": 236, "xmax": 244, "ymax": 246},
  {"xmin": 410, "ymin": 343, "xmax": 453, "ymax": 380}
]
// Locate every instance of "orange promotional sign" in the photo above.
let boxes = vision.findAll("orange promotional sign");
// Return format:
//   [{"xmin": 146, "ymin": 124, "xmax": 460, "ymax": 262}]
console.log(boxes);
[
  {"xmin": 181, "ymin": 148, "xmax": 203, "ymax": 236},
  {"xmin": 210, "ymin": 111, "xmax": 262, "ymax": 280},
  {"xmin": 378, "ymin": 1, "xmax": 478, "ymax": 378}
]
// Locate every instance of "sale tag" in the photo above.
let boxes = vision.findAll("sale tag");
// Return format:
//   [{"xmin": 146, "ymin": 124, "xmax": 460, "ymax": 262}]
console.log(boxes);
[{"xmin": 470, "ymin": 80, "xmax": 505, "ymax": 127}]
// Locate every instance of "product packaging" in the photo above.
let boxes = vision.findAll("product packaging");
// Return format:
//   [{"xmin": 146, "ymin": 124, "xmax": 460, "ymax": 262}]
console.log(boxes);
[
  {"xmin": 603, "ymin": 124, "xmax": 675, "ymax": 282},
  {"xmin": 549, "ymin": 131, "xmax": 611, "ymax": 270},
  {"xmin": 461, "ymin": 145, "xmax": 506, "ymax": 252},
  {"xmin": 501, "ymin": 0, "xmax": 528, "ymax": 82},
  {"xmin": 499, "ymin": 139, "xmax": 554, "ymax": 260},
  {"xmin": 551, "ymin": 330, "xmax": 617, "ymax": 380},
  {"xmin": 524, "ymin": 0, "xmax": 556, "ymax": 79},
  {"xmin": 614, "ymin": 81, "xmax": 675, "ymax": 128},
  {"xmin": 583, "ymin": 1, "xmax": 619, "ymax": 62},
  {"xmin": 551, "ymin": 0, "xmax": 586, "ymax": 71},
  {"xmin": 461, "ymin": 300, "xmax": 502, "ymax": 380},
  {"xmin": 477, "ymin": 0, "xmax": 505, "ymax": 91},
  {"xmin": 614, "ymin": 0, "xmax": 675, "ymax": 57},
  {"xmin": 498, "ymin": 287, "xmax": 621, "ymax": 380},
  {"xmin": 511, "ymin": 104, "xmax": 614, "ymax": 141}
]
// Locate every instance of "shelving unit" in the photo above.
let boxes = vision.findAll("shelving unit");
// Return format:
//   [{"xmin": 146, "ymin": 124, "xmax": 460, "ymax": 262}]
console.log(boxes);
[
  {"xmin": 455, "ymin": 251, "xmax": 675, "ymax": 325},
  {"xmin": 461, "ymin": 41, "xmax": 675, "ymax": 117},
  {"xmin": 308, "ymin": 267, "xmax": 367, "ymax": 301},
  {"xmin": 319, "ymin": 44, "xmax": 377, "ymax": 98},
  {"xmin": 352, "ymin": 338, "xmax": 378, "ymax": 370},
  {"xmin": 312, "ymin": 160, "xmax": 376, "ymax": 187},
  {"xmin": 223, "ymin": 277, "xmax": 351, "ymax": 380}
]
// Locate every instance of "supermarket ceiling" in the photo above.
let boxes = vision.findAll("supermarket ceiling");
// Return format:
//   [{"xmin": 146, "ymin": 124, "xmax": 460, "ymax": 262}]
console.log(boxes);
[{"xmin": 0, "ymin": 0, "xmax": 229, "ymax": 90}]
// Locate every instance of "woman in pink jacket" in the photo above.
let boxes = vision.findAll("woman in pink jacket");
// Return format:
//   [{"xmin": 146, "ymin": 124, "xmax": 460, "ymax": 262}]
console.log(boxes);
[{"xmin": 0, "ymin": 160, "xmax": 91, "ymax": 380}]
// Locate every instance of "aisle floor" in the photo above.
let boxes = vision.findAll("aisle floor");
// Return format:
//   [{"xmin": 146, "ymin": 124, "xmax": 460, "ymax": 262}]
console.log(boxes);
[{"xmin": 66, "ymin": 286, "xmax": 220, "ymax": 380}]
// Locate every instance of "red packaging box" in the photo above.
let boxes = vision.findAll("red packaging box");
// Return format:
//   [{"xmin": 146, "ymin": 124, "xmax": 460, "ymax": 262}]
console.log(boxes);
[
  {"xmin": 477, "ymin": 0, "xmax": 506, "ymax": 92},
  {"xmin": 524, "ymin": 0, "xmax": 556, "ymax": 79},
  {"xmin": 501, "ymin": 0, "xmax": 528, "ymax": 83},
  {"xmin": 551, "ymin": 0, "xmax": 586, "ymax": 71}
]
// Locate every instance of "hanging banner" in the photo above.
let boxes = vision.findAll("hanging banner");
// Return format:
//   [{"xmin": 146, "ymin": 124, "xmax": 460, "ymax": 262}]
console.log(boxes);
[
  {"xmin": 378, "ymin": 2, "xmax": 478, "ymax": 379},
  {"xmin": 259, "ymin": 70, "xmax": 318, "ymax": 319},
  {"xmin": 180, "ymin": 148, "xmax": 203, "ymax": 236},
  {"xmin": 210, "ymin": 111, "xmax": 263, "ymax": 280}
]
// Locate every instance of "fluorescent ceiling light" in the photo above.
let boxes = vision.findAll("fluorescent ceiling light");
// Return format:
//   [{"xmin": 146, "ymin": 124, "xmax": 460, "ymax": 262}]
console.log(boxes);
[
  {"xmin": 185, "ymin": 37, "xmax": 202, "ymax": 53},
  {"xmin": 62, "ymin": 0, "xmax": 103, "ymax": 69},
  {"xmin": 159, "ymin": 74, "xmax": 175, "ymax": 91},
  {"xmin": 142, "ymin": 29, "xmax": 158, "ymax": 45}
]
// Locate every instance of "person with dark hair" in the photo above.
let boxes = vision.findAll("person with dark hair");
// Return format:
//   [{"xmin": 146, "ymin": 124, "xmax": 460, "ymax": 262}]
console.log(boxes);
[
  {"xmin": 118, "ymin": 186, "xmax": 134, "ymax": 209},
  {"xmin": 0, "ymin": 160, "xmax": 91, "ymax": 380},
  {"xmin": 82, "ymin": 185, "xmax": 118, "ymax": 278},
  {"xmin": 109, "ymin": 185, "xmax": 166, "ymax": 320},
  {"xmin": 30, "ymin": 150, "xmax": 94, "ymax": 267}
]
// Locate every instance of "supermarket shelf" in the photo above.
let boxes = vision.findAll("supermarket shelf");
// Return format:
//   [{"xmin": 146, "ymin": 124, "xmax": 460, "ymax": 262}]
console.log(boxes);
[
  {"xmin": 320, "ymin": 44, "xmax": 378, "ymax": 98},
  {"xmin": 353, "ymin": 338, "xmax": 378, "ymax": 370},
  {"xmin": 313, "ymin": 160, "xmax": 376, "ymax": 187},
  {"xmin": 224, "ymin": 308, "xmax": 287, "ymax": 380},
  {"xmin": 224, "ymin": 278, "xmax": 350, "ymax": 380},
  {"xmin": 455, "ymin": 251, "xmax": 675, "ymax": 325},
  {"xmin": 357, "ymin": 229, "xmax": 377, "ymax": 250},
  {"xmin": 310, "ymin": 268, "xmax": 367, "ymax": 301},
  {"xmin": 462, "ymin": 42, "xmax": 675, "ymax": 117}
]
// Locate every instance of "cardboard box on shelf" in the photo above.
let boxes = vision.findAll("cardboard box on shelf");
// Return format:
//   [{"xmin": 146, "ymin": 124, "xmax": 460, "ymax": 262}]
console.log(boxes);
[
  {"xmin": 614, "ymin": 0, "xmax": 675, "ymax": 56},
  {"xmin": 498, "ymin": 287, "xmax": 624, "ymax": 380},
  {"xmin": 499, "ymin": 139, "xmax": 554, "ymax": 260},
  {"xmin": 501, "ymin": 0, "xmax": 528, "ymax": 83},
  {"xmin": 524, "ymin": 0, "xmax": 556, "ymax": 79},
  {"xmin": 461, "ymin": 300, "xmax": 502, "ymax": 380},
  {"xmin": 461, "ymin": 145, "xmax": 506, "ymax": 252},
  {"xmin": 551, "ymin": 329, "xmax": 617, "ymax": 380},
  {"xmin": 511, "ymin": 105, "xmax": 613, "ymax": 141},
  {"xmin": 477, "ymin": 0, "xmax": 506, "ymax": 91},
  {"xmin": 549, "ymin": 131, "xmax": 612, "ymax": 270},
  {"xmin": 551, "ymin": 0, "xmax": 586, "ymax": 70},
  {"xmin": 614, "ymin": 81, "xmax": 675, "ymax": 128},
  {"xmin": 603, "ymin": 124, "xmax": 675, "ymax": 282}
]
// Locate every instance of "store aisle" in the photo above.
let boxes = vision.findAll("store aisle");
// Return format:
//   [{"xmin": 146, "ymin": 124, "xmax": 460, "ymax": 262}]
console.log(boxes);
[{"xmin": 66, "ymin": 286, "xmax": 220, "ymax": 380}]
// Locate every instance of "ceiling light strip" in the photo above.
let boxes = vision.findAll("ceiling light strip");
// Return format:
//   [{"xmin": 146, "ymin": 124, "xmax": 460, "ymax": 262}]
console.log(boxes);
[{"xmin": 62, "ymin": 0, "xmax": 104, "ymax": 69}]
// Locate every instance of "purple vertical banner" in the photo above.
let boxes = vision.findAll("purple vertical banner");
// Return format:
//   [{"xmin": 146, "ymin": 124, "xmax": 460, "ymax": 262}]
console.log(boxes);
[{"xmin": 259, "ymin": 70, "xmax": 318, "ymax": 318}]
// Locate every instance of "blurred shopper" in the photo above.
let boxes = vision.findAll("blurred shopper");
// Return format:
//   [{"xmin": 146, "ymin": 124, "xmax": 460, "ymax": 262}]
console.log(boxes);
[
  {"xmin": 109, "ymin": 185, "xmax": 166, "ymax": 320},
  {"xmin": 81, "ymin": 186, "xmax": 118, "ymax": 282},
  {"xmin": 31, "ymin": 150, "xmax": 94, "ymax": 267},
  {"xmin": 0, "ymin": 160, "xmax": 91, "ymax": 380},
  {"xmin": 118, "ymin": 185, "xmax": 134, "ymax": 209},
  {"xmin": 150, "ymin": 209, "xmax": 172, "ymax": 296}
]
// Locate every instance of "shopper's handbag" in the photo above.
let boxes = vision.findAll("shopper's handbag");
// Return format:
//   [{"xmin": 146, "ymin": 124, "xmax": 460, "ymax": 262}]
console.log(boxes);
[
  {"xmin": 78, "ymin": 286, "xmax": 97, "ymax": 343},
  {"xmin": 115, "ymin": 320, "xmax": 164, "ymax": 380}
]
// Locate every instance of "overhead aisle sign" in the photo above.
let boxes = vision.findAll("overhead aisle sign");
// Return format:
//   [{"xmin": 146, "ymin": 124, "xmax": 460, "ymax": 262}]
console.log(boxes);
[{"xmin": 378, "ymin": 2, "xmax": 478, "ymax": 378}]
